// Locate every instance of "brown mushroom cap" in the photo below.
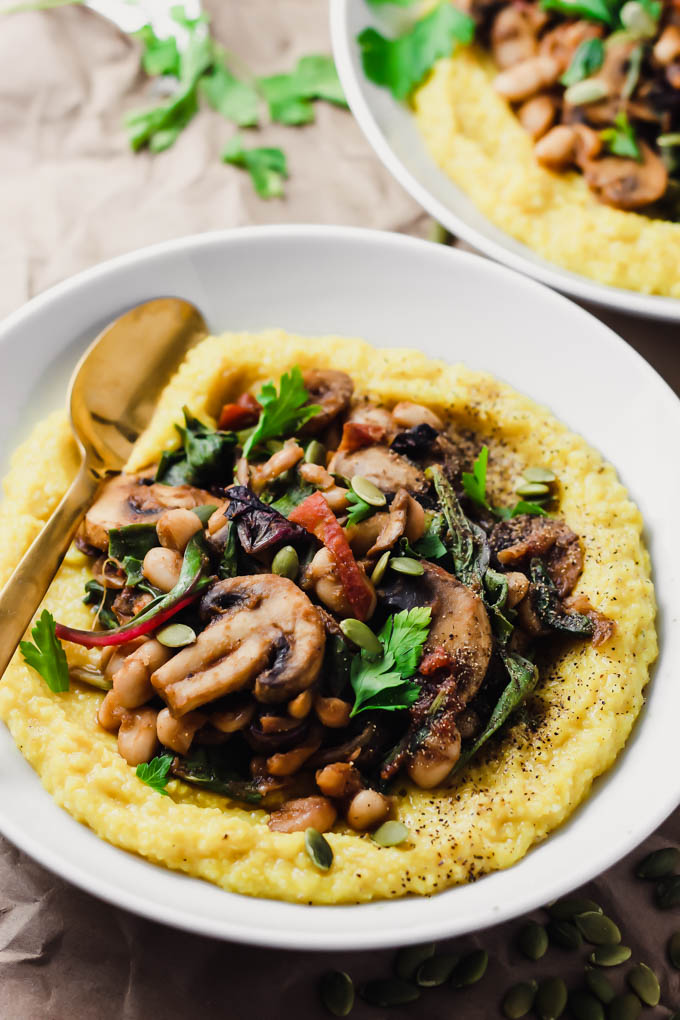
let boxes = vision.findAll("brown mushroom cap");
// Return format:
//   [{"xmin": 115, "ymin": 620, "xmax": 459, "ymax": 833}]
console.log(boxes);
[
  {"xmin": 301, "ymin": 369, "xmax": 354, "ymax": 435},
  {"xmin": 489, "ymin": 514, "xmax": 583, "ymax": 597},
  {"xmin": 328, "ymin": 444, "xmax": 427, "ymax": 494},
  {"xmin": 581, "ymin": 142, "xmax": 668, "ymax": 210}
]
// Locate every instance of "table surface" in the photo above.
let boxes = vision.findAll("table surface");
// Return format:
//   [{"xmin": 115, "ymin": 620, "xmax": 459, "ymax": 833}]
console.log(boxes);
[{"xmin": 0, "ymin": 3, "xmax": 678, "ymax": 1018}]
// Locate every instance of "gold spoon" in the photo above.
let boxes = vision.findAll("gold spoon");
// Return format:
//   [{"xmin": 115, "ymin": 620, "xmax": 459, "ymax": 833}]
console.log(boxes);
[{"xmin": 0, "ymin": 297, "xmax": 208, "ymax": 679}]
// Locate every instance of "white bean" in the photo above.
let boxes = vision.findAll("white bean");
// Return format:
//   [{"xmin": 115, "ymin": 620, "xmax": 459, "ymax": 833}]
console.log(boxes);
[
  {"xmin": 346, "ymin": 789, "xmax": 391, "ymax": 831},
  {"xmin": 157, "ymin": 508, "xmax": 202, "ymax": 552},
  {"xmin": 142, "ymin": 547, "xmax": 183, "ymax": 592}
]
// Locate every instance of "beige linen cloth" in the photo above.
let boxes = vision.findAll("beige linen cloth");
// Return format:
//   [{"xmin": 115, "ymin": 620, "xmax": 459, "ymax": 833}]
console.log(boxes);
[{"xmin": 0, "ymin": 3, "xmax": 678, "ymax": 1018}]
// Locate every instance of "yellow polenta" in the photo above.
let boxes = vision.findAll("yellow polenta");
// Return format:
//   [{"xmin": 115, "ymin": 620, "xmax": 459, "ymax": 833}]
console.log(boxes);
[
  {"xmin": 0, "ymin": 330, "xmax": 656, "ymax": 904},
  {"xmin": 414, "ymin": 49, "xmax": 680, "ymax": 298}
]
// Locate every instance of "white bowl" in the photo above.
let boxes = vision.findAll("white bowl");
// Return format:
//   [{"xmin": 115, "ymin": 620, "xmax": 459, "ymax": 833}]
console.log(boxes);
[
  {"xmin": 330, "ymin": 0, "xmax": 680, "ymax": 322},
  {"xmin": 0, "ymin": 226, "xmax": 678, "ymax": 950}
]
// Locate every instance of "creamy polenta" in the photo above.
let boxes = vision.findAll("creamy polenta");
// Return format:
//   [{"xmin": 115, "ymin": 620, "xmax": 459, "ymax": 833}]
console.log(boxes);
[
  {"xmin": 0, "ymin": 331, "xmax": 656, "ymax": 903},
  {"xmin": 414, "ymin": 49, "xmax": 680, "ymax": 298}
]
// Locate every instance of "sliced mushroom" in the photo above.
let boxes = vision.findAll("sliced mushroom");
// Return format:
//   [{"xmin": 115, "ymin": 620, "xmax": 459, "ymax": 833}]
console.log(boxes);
[
  {"xmin": 301, "ymin": 369, "xmax": 354, "ymax": 435},
  {"xmin": 490, "ymin": 2, "xmax": 546, "ymax": 70},
  {"xmin": 81, "ymin": 472, "xmax": 214, "ymax": 551},
  {"xmin": 328, "ymin": 444, "xmax": 427, "ymax": 495},
  {"xmin": 581, "ymin": 143, "xmax": 668, "ymax": 210},
  {"xmin": 150, "ymin": 575, "xmax": 325, "ymax": 714},
  {"xmin": 366, "ymin": 488, "xmax": 425, "ymax": 558},
  {"xmin": 539, "ymin": 19, "xmax": 603, "ymax": 75},
  {"xmin": 489, "ymin": 515, "xmax": 583, "ymax": 597}
]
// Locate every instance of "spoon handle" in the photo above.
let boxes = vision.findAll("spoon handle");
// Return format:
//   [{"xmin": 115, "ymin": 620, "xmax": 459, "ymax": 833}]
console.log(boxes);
[{"xmin": 0, "ymin": 462, "xmax": 100, "ymax": 679}]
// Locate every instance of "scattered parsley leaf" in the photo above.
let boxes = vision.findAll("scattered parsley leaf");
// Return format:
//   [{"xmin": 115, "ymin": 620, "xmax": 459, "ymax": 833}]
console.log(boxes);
[
  {"xmin": 20, "ymin": 610, "xmax": 69, "ymax": 693},
  {"xmin": 136, "ymin": 754, "xmax": 173, "ymax": 795},
  {"xmin": 358, "ymin": 1, "xmax": 475, "ymax": 101},
  {"xmin": 258, "ymin": 55, "xmax": 347, "ymax": 126},
  {"xmin": 221, "ymin": 135, "xmax": 288, "ymax": 198},
  {"xmin": 155, "ymin": 407, "xmax": 236, "ymax": 487},
  {"xmin": 242, "ymin": 366, "xmax": 321, "ymax": 458},
  {"xmin": 380, "ymin": 606, "xmax": 431, "ymax": 678},
  {"xmin": 134, "ymin": 25, "xmax": 181, "ymax": 78},
  {"xmin": 560, "ymin": 37, "xmax": 604, "ymax": 86},
  {"xmin": 462, "ymin": 445, "xmax": 490, "ymax": 511},
  {"xmin": 600, "ymin": 111, "xmax": 641, "ymax": 161},
  {"xmin": 346, "ymin": 490, "xmax": 375, "ymax": 526},
  {"xmin": 200, "ymin": 58, "xmax": 260, "ymax": 127},
  {"xmin": 350, "ymin": 608, "xmax": 430, "ymax": 715},
  {"xmin": 540, "ymin": 0, "xmax": 616, "ymax": 26}
]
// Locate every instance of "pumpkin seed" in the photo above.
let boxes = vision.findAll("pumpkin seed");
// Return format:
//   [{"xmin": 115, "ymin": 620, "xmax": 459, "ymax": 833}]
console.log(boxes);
[
  {"xmin": 608, "ymin": 992, "xmax": 642, "ymax": 1020},
  {"xmin": 304, "ymin": 828, "xmax": 333, "ymax": 871},
  {"xmin": 569, "ymin": 989, "xmax": 605, "ymax": 1020},
  {"xmin": 450, "ymin": 949, "xmax": 488, "ymax": 987},
  {"xmin": 350, "ymin": 475, "xmax": 386, "ymax": 508},
  {"xmin": 156, "ymin": 623, "xmax": 196, "ymax": 648},
  {"xmin": 320, "ymin": 971, "xmax": 354, "ymax": 1017},
  {"xmin": 389, "ymin": 556, "xmax": 424, "ymax": 576},
  {"xmin": 502, "ymin": 981, "xmax": 537, "ymax": 1018},
  {"xmin": 668, "ymin": 931, "xmax": 680, "ymax": 970},
  {"xmin": 585, "ymin": 968, "xmax": 615, "ymax": 1004},
  {"xmin": 656, "ymin": 874, "xmax": 680, "ymax": 909},
  {"xmin": 574, "ymin": 912, "xmax": 621, "ymax": 945},
  {"xmin": 589, "ymin": 945, "xmax": 631, "ymax": 967},
  {"xmin": 416, "ymin": 952, "xmax": 458, "ymax": 987},
  {"xmin": 370, "ymin": 550, "xmax": 391, "ymax": 586},
  {"xmin": 635, "ymin": 846, "xmax": 680, "ymax": 879},
  {"xmin": 394, "ymin": 943, "xmax": 435, "ymax": 980},
  {"xmin": 304, "ymin": 439, "xmax": 326, "ymax": 465},
  {"xmin": 515, "ymin": 480, "xmax": 550, "ymax": 498},
  {"xmin": 339, "ymin": 618, "xmax": 382, "ymax": 657},
  {"xmin": 522, "ymin": 466, "xmax": 556, "ymax": 484},
  {"xmin": 548, "ymin": 897, "xmax": 603, "ymax": 920},
  {"xmin": 620, "ymin": 0, "xmax": 657, "ymax": 36},
  {"xmin": 69, "ymin": 666, "xmax": 112, "ymax": 691},
  {"xmin": 626, "ymin": 963, "xmax": 660, "ymax": 1006},
  {"xmin": 360, "ymin": 978, "xmax": 420, "ymax": 1007},
  {"xmin": 372, "ymin": 820, "xmax": 409, "ymax": 847},
  {"xmin": 658, "ymin": 132, "xmax": 680, "ymax": 148},
  {"xmin": 548, "ymin": 919, "xmax": 583, "ymax": 950},
  {"xmin": 518, "ymin": 921, "xmax": 548, "ymax": 960},
  {"xmin": 564, "ymin": 78, "xmax": 609, "ymax": 106},
  {"xmin": 271, "ymin": 545, "xmax": 299, "ymax": 580},
  {"xmin": 535, "ymin": 977, "xmax": 567, "ymax": 1019}
]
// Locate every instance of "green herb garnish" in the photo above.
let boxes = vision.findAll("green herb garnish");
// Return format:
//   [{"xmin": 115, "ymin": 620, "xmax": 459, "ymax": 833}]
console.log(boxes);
[
  {"xmin": 221, "ymin": 135, "xmax": 288, "ymax": 198},
  {"xmin": 258, "ymin": 55, "xmax": 347, "ymax": 126},
  {"xmin": 200, "ymin": 58, "xmax": 260, "ymax": 127},
  {"xmin": 82, "ymin": 579, "xmax": 119, "ymax": 630},
  {"xmin": 135, "ymin": 24, "xmax": 181, "ymax": 78},
  {"xmin": 462, "ymin": 447, "xmax": 550, "ymax": 519},
  {"xmin": 136, "ymin": 754, "xmax": 173, "ymax": 795},
  {"xmin": 242, "ymin": 366, "xmax": 321, "ymax": 459},
  {"xmin": 411, "ymin": 513, "xmax": 448, "ymax": 560},
  {"xmin": 560, "ymin": 37, "xmax": 605, "ymax": 86},
  {"xmin": 108, "ymin": 523, "xmax": 160, "ymax": 562},
  {"xmin": 345, "ymin": 489, "xmax": 376, "ymax": 526},
  {"xmin": 269, "ymin": 480, "xmax": 316, "ymax": 517},
  {"xmin": 20, "ymin": 610, "xmax": 69, "ymax": 693},
  {"xmin": 540, "ymin": 0, "xmax": 617, "ymax": 26},
  {"xmin": 601, "ymin": 111, "xmax": 641, "ymax": 160},
  {"xmin": 156, "ymin": 407, "xmax": 236, "ymax": 487},
  {"xmin": 350, "ymin": 607, "xmax": 430, "ymax": 716}
]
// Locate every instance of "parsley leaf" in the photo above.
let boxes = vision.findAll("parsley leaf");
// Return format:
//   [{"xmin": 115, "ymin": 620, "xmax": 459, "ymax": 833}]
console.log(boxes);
[
  {"xmin": 20, "ymin": 610, "xmax": 69, "ymax": 693},
  {"xmin": 560, "ymin": 37, "xmax": 604, "ymax": 86},
  {"xmin": 358, "ymin": 2, "xmax": 475, "ymax": 101},
  {"xmin": 381, "ymin": 606, "xmax": 431, "ymax": 677},
  {"xmin": 346, "ymin": 490, "xmax": 375, "ymax": 526},
  {"xmin": 136, "ymin": 754, "xmax": 173, "ymax": 795},
  {"xmin": 350, "ymin": 608, "xmax": 430, "ymax": 715},
  {"xmin": 493, "ymin": 500, "xmax": 549, "ymax": 520},
  {"xmin": 221, "ymin": 135, "xmax": 288, "ymax": 198},
  {"xmin": 462, "ymin": 444, "xmax": 490, "ymax": 510},
  {"xmin": 411, "ymin": 513, "xmax": 448, "ymax": 559},
  {"xmin": 601, "ymin": 111, "xmax": 641, "ymax": 161},
  {"xmin": 200, "ymin": 58, "xmax": 260, "ymax": 127},
  {"xmin": 269, "ymin": 480, "xmax": 316, "ymax": 517},
  {"xmin": 242, "ymin": 366, "xmax": 321, "ymax": 459},
  {"xmin": 155, "ymin": 407, "xmax": 236, "ymax": 487},
  {"xmin": 258, "ymin": 55, "xmax": 347, "ymax": 126},
  {"xmin": 134, "ymin": 25, "xmax": 181, "ymax": 78},
  {"xmin": 540, "ymin": 0, "xmax": 616, "ymax": 26}
]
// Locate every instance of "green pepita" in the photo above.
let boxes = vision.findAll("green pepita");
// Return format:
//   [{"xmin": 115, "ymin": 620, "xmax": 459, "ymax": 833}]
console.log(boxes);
[
  {"xmin": 156, "ymin": 623, "xmax": 197, "ymax": 648},
  {"xmin": 415, "ymin": 953, "xmax": 458, "ymax": 987},
  {"xmin": 304, "ymin": 439, "xmax": 326, "ymax": 465},
  {"xmin": 564, "ymin": 78, "xmax": 610, "ymax": 106},
  {"xmin": 635, "ymin": 846, "xmax": 680, "ymax": 879},
  {"xmin": 535, "ymin": 977, "xmax": 567, "ymax": 1019},
  {"xmin": 589, "ymin": 945, "xmax": 631, "ymax": 967},
  {"xmin": 547, "ymin": 919, "xmax": 583, "ymax": 950},
  {"xmin": 304, "ymin": 827, "xmax": 333, "ymax": 871},
  {"xmin": 668, "ymin": 931, "xmax": 680, "ymax": 970},
  {"xmin": 271, "ymin": 545, "xmax": 299, "ymax": 580},
  {"xmin": 339, "ymin": 618, "xmax": 382, "ymax": 657},
  {"xmin": 626, "ymin": 963, "xmax": 660, "ymax": 1006},
  {"xmin": 350, "ymin": 475, "xmax": 386, "ymax": 508},
  {"xmin": 515, "ymin": 480, "xmax": 550, "ymax": 498},
  {"xmin": 69, "ymin": 666, "xmax": 112, "ymax": 691},
  {"xmin": 319, "ymin": 971, "xmax": 354, "ymax": 1017},
  {"xmin": 360, "ymin": 978, "xmax": 420, "ymax": 1007},
  {"xmin": 522, "ymin": 466, "xmax": 556, "ymax": 484},
  {"xmin": 548, "ymin": 897, "xmax": 603, "ymax": 920},
  {"xmin": 370, "ymin": 550, "xmax": 391, "ymax": 586},
  {"xmin": 518, "ymin": 921, "xmax": 548, "ymax": 960},
  {"xmin": 502, "ymin": 981, "xmax": 537, "ymax": 1018},
  {"xmin": 607, "ymin": 992, "xmax": 642, "ymax": 1020},
  {"xmin": 620, "ymin": 0, "xmax": 657, "ymax": 36},
  {"xmin": 394, "ymin": 943, "xmax": 435, "ymax": 980},
  {"xmin": 450, "ymin": 948, "xmax": 488, "ymax": 987},
  {"xmin": 389, "ymin": 556, "xmax": 425, "ymax": 576},
  {"xmin": 569, "ymin": 989, "xmax": 605, "ymax": 1020},
  {"xmin": 585, "ymin": 968, "xmax": 615, "ymax": 1004},
  {"xmin": 372, "ymin": 820, "xmax": 409, "ymax": 847},
  {"xmin": 656, "ymin": 874, "xmax": 680, "ymax": 909},
  {"xmin": 574, "ymin": 912, "xmax": 621, "ymax": 945}
]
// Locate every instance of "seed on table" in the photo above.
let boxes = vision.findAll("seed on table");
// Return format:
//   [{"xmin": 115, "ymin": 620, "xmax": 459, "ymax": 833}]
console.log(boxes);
[
  {"xmin": 416, "ymin": 952, "xmax": 459, "ymax": 987},
  {"xmin": 515, "ymin": 481, "xmax": 550, "ymax": 498},
  {"xmin": 626, "ymin": 962, "xmax": 660, "ymax": 1006},
  {"xmin": 569, "ymin": 989, "xmax": 605, "ymax": 1020},
  {"xmin": 635, "ymin": 846, "xmax": 680, "ymax": 879},
  {"xmin": 656, "ymin": 875, "xmax": 680, "ymax": 909},
  {"xmin": 156, "ymin": 623, "xmax": 196, "ymax": 648},
  {"xmin": 589, "ymin": 945, "xmax": 631, "ymax": 967},
  {"xmin": 394, "ymin": 943, "xmax": 435, "ymax": 980},
  {"xmin": 350, "ymin": 475, "xmax": 386, "ymax": 508},
  {"xmin": 518, "ymin": 921, "xmax": 548, "ymax": 960},
  {"xmin": 271, "ymin": 545, "xmax": 299, "ymax": 580},
  {"xmin": 607, "ymin": 992, "xmax": 642, "ymax": 1020},
  {"xmin": 502, "ymin": 981, "xmax": 537, "ymax": 1018},
  {"xmin": 548, "ymin": 897, "xmax": 603, "ymax": 920},
  {"xmin": 304, "ymin": 828, "xmax": 333, "ymax": 871},
  {"xmin": 389, "ymin": 556, "xmax": 425, "ymax": 576},
  {"xmin": 370, "ymin": 550, "xmax": 391, "ymax": 586},
  {"xmin": 585, "ymin": 968, "xmax": 615, "ymax": 1003},
  {"xmin": 304, "ymin": 439, "xmax": 326, "ymax": 465},
  {"xmin": 535, "ymin": 977, "xmax": 567, "ymax": 1019},
  {"xmin": 548, "ymin": 919, "xmax": 583, "ymax": 950},
  {"xmin": 372, "ymin": 820, "xmax": 409, "ymax": 847},
  {"xmin": 450, "ymin": 948, "xmax": 488, "ymax": 987},
  {"xmin": 668, "ymin": 931, "xmax": 680, "ymax": 969},
  {"xmin": 360, "ymin": 978, "xmax": 420, "ymax": 1007},
  {"xmin": 319, "ymin": 971, "xmax": 354, "ymax": 1017},
  {"xmin": 574, "ymin": 912, "xmax": 621, "ymax": 945}
]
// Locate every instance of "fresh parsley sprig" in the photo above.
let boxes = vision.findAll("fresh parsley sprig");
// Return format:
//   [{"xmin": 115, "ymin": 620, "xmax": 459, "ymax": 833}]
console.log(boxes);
[
  {"xmin": 350, "ymin": 607, "xmax": 431, "ymax": 716},
  {"xmin": 345, "ymin": 490, "xmax": 375, "ymax": 527},
  {"xmin": 462, "ymin": 446, "xmax": 548, "ymax": 519},
  {"xmin": 136, "ymin": 754, "xmax": 174, "ymax": 795},
  {"xmin": 601, "ymin": 111, "xmax": 641, "ymax": 161},
  {"xmin": 221, "ymin": 136, "xmax": 288, "ymax": 199},
  {"xmin": 258, "ymin": 55, "xmax": 347, "ymax": 126},
  {"xmin": 242, "ymin": 367, "xmax": 321, "ymax": 459},
  {"xmin": 20, "ymin": 610, "xmax": 70, "ymax": 693}
]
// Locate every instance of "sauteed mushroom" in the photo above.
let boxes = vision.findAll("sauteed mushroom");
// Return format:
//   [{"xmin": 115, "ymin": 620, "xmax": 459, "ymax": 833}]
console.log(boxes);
[
  {"xmin": 581, "ymin": 144, "xmax": 668, "ymax": 210},
  {"xmin": 328, "ymin": 444, "xmax": 427, "ymax": 494},
  {"xmin": 301, "ymin": 369, "xmax": 354, "ymax": 434},
  {"xmin": 489, "ymin": 514, "xmax": 583, "ymax": 597}
]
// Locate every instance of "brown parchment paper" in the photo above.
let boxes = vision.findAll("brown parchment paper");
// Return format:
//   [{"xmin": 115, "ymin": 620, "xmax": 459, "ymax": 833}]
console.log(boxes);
[{"xmin": 0, "ymin": 3, "xmax": 678, "ymax": 1018}]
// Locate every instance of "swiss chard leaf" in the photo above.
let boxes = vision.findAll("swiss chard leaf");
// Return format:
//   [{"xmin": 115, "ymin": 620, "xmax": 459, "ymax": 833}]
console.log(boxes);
[
  {"xmin": 530, "ymin": 559, "xmax": 595, "ymax": 636},
  {"xmin": 20, "ymin": 610, "xmax": 70, "ymax": 693},
  {"xmin": 462, "ymin": 444, "xmax": 490, "ymax": 510},
  {"xmin": 428, "ymin": 465, "xmax": 479, "ymax": 585},
  {"xmin": 171, "ymin": 750, "xmax": 262, "ymax": 803},
  {"xmin": 221, "ymin": 135, "xmax": 288, "ymax": 198},
  {"xmin": 224, "ymin": 485, "xmax": 308, "ymax": 554},
  {"xmin": 108, "ymin": 523, "xmax": 159, "ymax": 562},
  {"xmin": 155, "ymin": 407, "xmax": 236, "ymax": 488},
  {"xmin": 218, "ymin": 521, "xmax": 239, "ymax": 578},
  {"xmin": 269, "ymin": 480, "xmax": 316, "ymax": 518},
  {"xmin": 242, "ymin": 366, "xmax": 321, "ymax": 458}
]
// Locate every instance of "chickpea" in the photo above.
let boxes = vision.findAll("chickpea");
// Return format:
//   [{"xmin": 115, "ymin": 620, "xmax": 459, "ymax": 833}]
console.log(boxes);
[
  {"xmin": 654, "ymin": 24, "xmax": 680, "ymax": 65},
  {"xmin": 156, "ymin": 707, "xmax": 205, "ymax": 754},
  {"xmin": 288, "ymin": 689, "xmax": 313, "ymax": 719},
  {"xmin": 494, "ymin": 54, "xmax": 561, "ymax": 102},
  {"xmin": 517, "ymin": 94, "xmax": 556, "ymax": 141},
  {"xmin": 314, "ymin": 695, "xmax": 352, "ymax": 729},
  {"xmin": 392, "ymin": 401, "xmax": 443, "ymax": 431},
  {"xmin": 268, "ymin": 795, "xmax": 337, "ymax": 833},
  {"xmin": 113, "ymin": 639, "xmax": 171, "ymax": 709},
  {"xmin": 117, "ymin": 707, "xmax": 159, "ymax": 766},
  {"xmin": 346, "ymin": 789, "xmax": 391, "ymax": 832},
  {"xmin": 156, "ymin": 507, "xmax": 202, "ymax": 552},
  {"xmin": 142, "ymin": 546, "xmax": 183, "ymax": 592},
  {"xmin": 98, "ymin": 690, "xmax": 125, "ymax": 733},
  {"xmin": 323, "ymin": 486, "xmax": 350, "ymax": 513}
]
